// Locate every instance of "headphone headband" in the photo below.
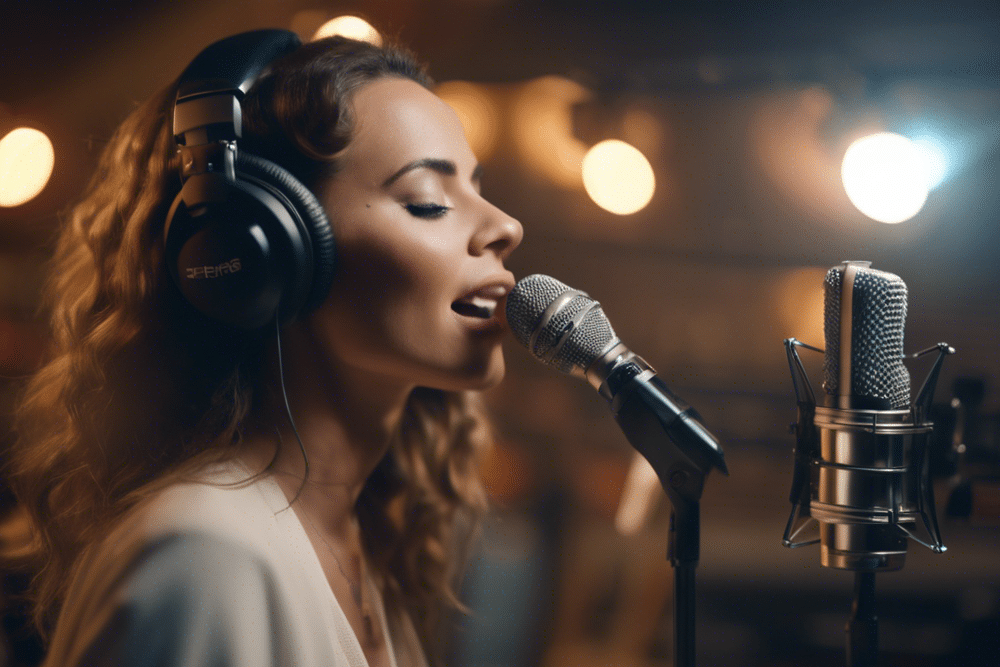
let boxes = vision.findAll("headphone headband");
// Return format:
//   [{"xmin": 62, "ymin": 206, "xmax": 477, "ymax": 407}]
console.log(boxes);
[{"xmin": 173, "ymin": 30, "xmax": 301, "ymax": 147}]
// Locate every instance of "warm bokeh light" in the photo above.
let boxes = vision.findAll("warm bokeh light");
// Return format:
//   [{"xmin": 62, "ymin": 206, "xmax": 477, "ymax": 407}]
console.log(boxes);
[
  {"xmin": 511, "ymin": 76, "xmax": 590, "ymax": 189},
  {"xmin": 841, "ymin": 132, "xmax": 932, "ymax": 224},
  {"xmin": 436, "ymin": 81, "xmax": 501, "ymax": 162},
  {"xmin": 0, "ymin": 127, "xmax": 55, "ymax": 207},
  {"xmin": 582, "ymin": 139, "xmax": 655, "ymax": 215},
  {"xmin": 312, "ymin": 15, "xmax": 382, "ymax": 46}
]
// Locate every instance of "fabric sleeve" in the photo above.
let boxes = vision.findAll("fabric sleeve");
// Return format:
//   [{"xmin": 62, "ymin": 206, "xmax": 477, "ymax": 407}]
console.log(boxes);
[{"xmin": 59, "ymin": 532, "xmax": 292, "ymax": 667}]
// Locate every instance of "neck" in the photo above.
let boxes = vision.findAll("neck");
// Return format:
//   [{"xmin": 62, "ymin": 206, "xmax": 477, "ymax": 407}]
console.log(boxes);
[{"xmin": 241, "ymin": 321, "xmax": 414, "ymax": 537}]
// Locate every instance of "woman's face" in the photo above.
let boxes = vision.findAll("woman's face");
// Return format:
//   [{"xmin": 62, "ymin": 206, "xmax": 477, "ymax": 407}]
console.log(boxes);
[{"xmin": 311, "ymin": 76, "xmax": 523, "ymax": 392}]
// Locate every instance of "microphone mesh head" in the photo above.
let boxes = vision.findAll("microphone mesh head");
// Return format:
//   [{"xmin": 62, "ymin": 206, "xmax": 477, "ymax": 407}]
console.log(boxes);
[
  {"xmin": 822, "ymin": 264, "xmax": 910, "ymax": 408},
  {"xmin": 506, "ymin": 274, "xmax": 617, "ymax": 374},
  {"xmin": 506, "ymin": 274, "xmax": 571, "ymax": 348}
]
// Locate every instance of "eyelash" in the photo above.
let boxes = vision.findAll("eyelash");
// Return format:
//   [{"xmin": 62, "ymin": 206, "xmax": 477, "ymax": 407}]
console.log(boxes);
[{"xmin": 404, "ymin": 203, "xmax": 451, "ymax": 219}]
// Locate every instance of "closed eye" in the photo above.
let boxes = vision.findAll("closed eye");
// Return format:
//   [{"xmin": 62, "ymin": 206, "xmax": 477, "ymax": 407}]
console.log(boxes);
[{"xmin": 404, "ymin": 203, "xmax": 451, "ymax": 219}]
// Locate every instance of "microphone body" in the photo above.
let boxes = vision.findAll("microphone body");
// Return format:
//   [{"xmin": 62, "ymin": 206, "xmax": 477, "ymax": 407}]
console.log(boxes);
[
  {"xmin": 505, "ymin": 275, "xmax": 727, "ymax": 504},
  {"xmin": 812, "ymin": 404, "xmax": 932, "ymax": 570},
  {"xmin": 785, "ymin": 261, "xmax": 948, "ymax": 571}
]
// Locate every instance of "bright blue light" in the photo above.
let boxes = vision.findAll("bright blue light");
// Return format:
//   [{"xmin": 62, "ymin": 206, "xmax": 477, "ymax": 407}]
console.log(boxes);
[
  {"xmin": 911, "ymin": 135, "xmax": 949, "ymax": 190},
  {"xmin": 905, "ymin": 115, "xmax": 985, "ymax": 191}
]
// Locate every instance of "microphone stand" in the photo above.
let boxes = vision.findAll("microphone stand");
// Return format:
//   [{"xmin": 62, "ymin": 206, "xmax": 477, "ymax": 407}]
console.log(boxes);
[
  {"xmin": 666, "ymin": 472, "xmax": 703, "ymax": 667},
  {"xmin": 627, "ymin": 441, "xmax": 706, "ymax": 667},
  {"xmin": 598, "ymin": 361, "xmax": 726, "ymax": 667}
]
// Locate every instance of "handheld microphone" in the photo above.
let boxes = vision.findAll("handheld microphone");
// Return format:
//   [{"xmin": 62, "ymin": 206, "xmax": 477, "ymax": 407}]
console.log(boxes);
[
  {"xmin": 505, "ymin": 274, "xmax": 727, "ymax": 502},
  {"xmin": 783, "ymin": 261, "xmax": 952, "ymax": 571}
]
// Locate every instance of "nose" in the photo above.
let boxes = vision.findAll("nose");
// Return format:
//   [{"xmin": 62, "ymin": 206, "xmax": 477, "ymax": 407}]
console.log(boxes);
[{"xmin": 470, "ymin": 200, "xmax": 524, "ymax": 260}]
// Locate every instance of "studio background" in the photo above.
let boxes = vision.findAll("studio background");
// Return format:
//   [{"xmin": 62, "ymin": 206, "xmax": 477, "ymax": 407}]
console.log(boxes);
[{"xmin": 2, "ymin": 2, "xmax": 998, "ymax": 666}]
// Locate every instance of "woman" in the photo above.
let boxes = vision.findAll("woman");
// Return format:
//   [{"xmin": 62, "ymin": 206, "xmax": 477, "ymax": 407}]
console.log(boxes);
[{"xmin": 1, "ymin": 29, "xmax": 522, "ymax": 667}]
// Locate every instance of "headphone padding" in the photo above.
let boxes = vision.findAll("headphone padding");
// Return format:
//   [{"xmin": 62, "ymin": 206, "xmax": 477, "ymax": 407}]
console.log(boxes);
[{"xmin": 235, "ymin": 152, "xmax": 337, "ymax": 316}]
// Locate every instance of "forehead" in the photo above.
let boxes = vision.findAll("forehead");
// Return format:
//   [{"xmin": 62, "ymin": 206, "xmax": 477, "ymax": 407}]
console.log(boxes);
[{"xmin": 340, "ymin": 77, "xmax": 473, "ymax": 183}]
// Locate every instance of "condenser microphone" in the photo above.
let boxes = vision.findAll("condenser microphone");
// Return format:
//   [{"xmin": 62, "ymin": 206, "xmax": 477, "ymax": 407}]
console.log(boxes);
[
  {"xmin": 505, "ymin": 274, "xmax": 727, "ymax": 489},
  {"xmin": 785, "ymin": 260, "xmax": 949, "ymax": 571}
]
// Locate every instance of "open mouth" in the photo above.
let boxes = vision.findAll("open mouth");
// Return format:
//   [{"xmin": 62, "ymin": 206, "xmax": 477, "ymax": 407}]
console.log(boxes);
[{"xmin": 452, "ymin": 295, "xmax": 499, "ymax": 319}]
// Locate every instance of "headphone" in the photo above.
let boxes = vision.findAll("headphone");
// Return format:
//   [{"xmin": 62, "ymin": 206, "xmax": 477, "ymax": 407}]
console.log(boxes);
[{"xmin": 164, "ymin": 30, "xmax": 336, "ymax": 329}]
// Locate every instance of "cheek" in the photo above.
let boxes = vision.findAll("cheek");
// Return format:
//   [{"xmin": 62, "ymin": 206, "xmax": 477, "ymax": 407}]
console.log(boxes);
[
  {"xmin": 332, "ymin": 229, "xmax": 452, "ymax": 314},
  {"xmin": 321, "ymin": 223, "xmax": 461, "ymax": 354}
]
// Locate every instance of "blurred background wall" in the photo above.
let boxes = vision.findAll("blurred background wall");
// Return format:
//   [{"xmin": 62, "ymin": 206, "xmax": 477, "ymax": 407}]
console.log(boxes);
[{"xmin": 2, "ymin": 1, "xmax": 999, "ymax": 666}]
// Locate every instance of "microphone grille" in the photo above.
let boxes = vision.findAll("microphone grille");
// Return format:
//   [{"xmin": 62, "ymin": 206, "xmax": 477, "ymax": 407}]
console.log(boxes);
[
  {"xmin": 506, "ymin": 274, "xmax": 617, "ymax": 374},
  {"xmin": 505, "ymin": 274, "xmax": 570, "ymax": 347},
  {"xmin": 822, "ymin": 264, "xmax": 910, "ymax": 408}
]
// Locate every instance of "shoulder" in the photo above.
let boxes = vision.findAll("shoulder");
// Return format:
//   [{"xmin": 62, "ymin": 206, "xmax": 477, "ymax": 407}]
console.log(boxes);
[
  {"xmin": 119, "ymin": 531, "xmax": 278, "ymax": 605},
  {"xmin": 49, "ymin": 533, "xmax": 291, "ymax": 667},
  {"xmin": 129, "ymin": 460, "xmax": 283, "ymax": 547},
  {"xmin": 108, "ymin": 533, "xmax": 289, "ymax": 664},
  {"xmin": 81, "ymin": 461, "xmax": 293, "ymax": 602}
]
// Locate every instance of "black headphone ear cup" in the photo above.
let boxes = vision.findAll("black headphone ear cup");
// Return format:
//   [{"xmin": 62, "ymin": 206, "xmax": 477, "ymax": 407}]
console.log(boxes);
[
  {"xmin": 163, "ymin": 152, "xmax": 336, "ymax": 329},
  {"xmin": 234, "ymin": 152, "xmax": 336, "ymax": 315},
  {"xmin": 164, "ymin": 172, "xmax": 302, "ymax": 329}
]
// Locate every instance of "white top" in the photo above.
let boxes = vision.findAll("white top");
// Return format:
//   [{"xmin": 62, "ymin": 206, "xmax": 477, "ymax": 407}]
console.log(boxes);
[{"xmin": 41, "ymin": 460, "xmax": 427, "ymax": 667}]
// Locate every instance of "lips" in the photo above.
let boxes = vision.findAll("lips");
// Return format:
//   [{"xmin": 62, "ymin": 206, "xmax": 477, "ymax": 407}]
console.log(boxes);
[{"xmin": 452, "ymin": 282, "xmax": 511, "ymax": 320}]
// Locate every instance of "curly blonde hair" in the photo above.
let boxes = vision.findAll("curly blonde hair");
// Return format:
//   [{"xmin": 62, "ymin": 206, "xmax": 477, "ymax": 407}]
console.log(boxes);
[{"xmin": 1, "ymin": 36, "xmax": 490, "ymax": 662}]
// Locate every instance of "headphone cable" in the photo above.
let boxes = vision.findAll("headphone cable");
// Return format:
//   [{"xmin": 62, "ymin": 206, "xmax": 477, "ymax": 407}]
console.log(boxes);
[{"xmin": 274, "ymin": 317, "xmax": 310, "ymax": 491}]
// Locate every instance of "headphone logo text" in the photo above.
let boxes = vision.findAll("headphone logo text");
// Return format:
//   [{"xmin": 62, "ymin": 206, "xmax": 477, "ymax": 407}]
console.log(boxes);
[{"xmin": 185, "ymin": 258, "xmax": 242, "ymax": 279}]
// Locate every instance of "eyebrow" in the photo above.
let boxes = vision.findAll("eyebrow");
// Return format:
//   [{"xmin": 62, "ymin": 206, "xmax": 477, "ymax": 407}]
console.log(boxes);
[{"xmin": 382, "ymin": 158, "xmax": 484, "ymax": 188}]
